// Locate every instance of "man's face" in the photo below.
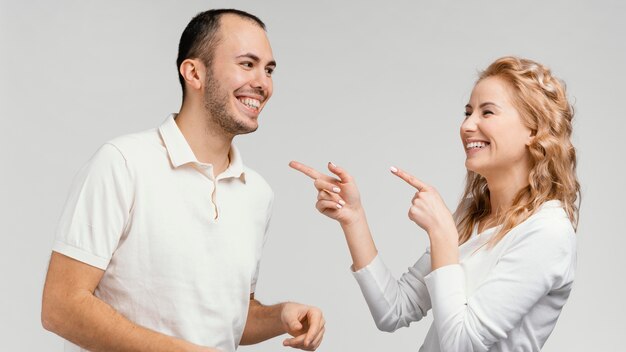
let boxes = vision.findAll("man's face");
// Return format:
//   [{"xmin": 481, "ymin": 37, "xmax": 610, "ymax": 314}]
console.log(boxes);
[{"xmin": 203, "ymin": 15, "xmax": 276, "ymax": 136}]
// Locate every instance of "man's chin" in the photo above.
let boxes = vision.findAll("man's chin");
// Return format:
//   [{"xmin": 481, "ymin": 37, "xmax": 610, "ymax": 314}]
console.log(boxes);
[
  {"xmin": 237, "ymin": 126, "xmax": 258, "ymax": 135},
  {"xmin": 231, "ymin": 119, "xmax": 259, "ymax": 135}
]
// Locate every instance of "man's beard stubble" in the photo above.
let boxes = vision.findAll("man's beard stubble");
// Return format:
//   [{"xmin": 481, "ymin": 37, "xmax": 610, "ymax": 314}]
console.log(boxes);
[{"xmin": 203, "ymin": 71, "xmax": 258, "ymax": 136}]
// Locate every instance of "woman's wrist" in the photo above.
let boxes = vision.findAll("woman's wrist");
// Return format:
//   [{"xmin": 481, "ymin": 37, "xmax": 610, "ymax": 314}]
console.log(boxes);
[
  {"xmin": 427, "ymin": 224, "xmax": 460, "ymax": 270},
  {"xmin": 339, "ymin": 207, "xmax": 367, "ymax": 227}
]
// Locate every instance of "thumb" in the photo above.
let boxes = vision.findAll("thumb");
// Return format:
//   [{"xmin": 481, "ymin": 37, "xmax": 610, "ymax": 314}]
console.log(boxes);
[
  {"xmin": 328, "ymin": 162, "xmax": 353, "ymax": 183},
  {"xmin": 289, "ymin": 320, "xmax": 303, "ymax": 330}
]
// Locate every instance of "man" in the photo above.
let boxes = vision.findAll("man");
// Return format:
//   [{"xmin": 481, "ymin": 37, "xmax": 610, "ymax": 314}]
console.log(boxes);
[{"xmin": 41, "ymin": 9, "xmax": 325, "ymax": 352}]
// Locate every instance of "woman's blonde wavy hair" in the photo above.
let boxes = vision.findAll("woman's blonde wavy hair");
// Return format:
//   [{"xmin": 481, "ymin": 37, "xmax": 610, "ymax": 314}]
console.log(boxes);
[{"xmin": 455, "ymin": 56, "xmax": 580, "ymax": 246}]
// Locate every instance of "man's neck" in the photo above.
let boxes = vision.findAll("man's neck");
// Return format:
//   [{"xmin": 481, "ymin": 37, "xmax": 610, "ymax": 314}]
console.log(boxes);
[{"xmin": 175, "ymin": 105, "xmax": 233, "ymax": 176}]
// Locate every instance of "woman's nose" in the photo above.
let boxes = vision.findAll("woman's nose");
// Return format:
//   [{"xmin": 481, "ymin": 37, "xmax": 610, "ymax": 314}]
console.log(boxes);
[{"xmin": 461, "ymin": 112, "xmax": 478, "ymax": 132}]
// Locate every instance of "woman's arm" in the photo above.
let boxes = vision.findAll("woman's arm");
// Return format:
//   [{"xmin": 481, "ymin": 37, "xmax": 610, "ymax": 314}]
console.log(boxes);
[
  {"xmin": 289, "ymin": 161, "xmax": 377, "ymax": 269},
  {"xmin": 391, "ymin": 167, "xmax": 576, "ymax": 351},
  {"xmin": 289, "ymin": 161, "xmax": 432, "ymax": 331},
  {"xmin": 424, "ymin": 220, "xmax": 575, "ymax": 352},
  {"xmin": 352, "ymin": 251, "xmax": 433, "ymax": 332}
]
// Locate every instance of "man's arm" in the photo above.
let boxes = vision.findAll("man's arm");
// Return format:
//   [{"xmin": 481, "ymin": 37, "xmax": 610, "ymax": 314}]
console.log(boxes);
[
  {"xmin": 41, "ymin": 252, "xmax": 217, "ymax": 352},
  {"xmin": 240, "ymin": 294, "xmax": 325, "ymax": 351}
]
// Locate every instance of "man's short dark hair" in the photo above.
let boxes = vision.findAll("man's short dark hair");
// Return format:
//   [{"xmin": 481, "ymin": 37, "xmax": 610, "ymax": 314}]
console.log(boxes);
[{"xmin": 176, "ymin": 9, "xmax": 266, "ymax": 98}]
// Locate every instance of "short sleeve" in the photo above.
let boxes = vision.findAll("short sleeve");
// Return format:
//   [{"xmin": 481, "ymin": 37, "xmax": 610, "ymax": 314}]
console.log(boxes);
[{"xmin": 52, "ymin": 143, "xmax": 134, "ymax": 270}]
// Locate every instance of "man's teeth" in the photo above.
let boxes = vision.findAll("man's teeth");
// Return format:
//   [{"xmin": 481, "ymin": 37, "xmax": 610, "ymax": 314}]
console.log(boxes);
[
  {"xmin": 238, "ymin": 97, "xmax": 261, "ymax": 110},
  {"xmin": 466, "ymin": 141, "xmax": 489, "ymax": 149}
]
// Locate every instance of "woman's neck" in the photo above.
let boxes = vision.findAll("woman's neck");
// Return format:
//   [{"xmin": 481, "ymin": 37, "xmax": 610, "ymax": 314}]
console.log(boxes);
[{"xmin": 479, "ymin": 163, "xmax": 531, "ymax": 232}]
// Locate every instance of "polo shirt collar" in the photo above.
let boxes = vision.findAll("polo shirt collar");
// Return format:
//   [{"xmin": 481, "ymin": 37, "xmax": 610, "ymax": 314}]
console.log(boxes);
[
  {"xmin": 159, "ymin": 114, "xmax": 196, "ymax": 168},
  {"xmin": 220, "ymin": 144, "xmax": 245, "ymax": 181},
  {"xmin": 158, "ymin": 114, "xmax": 246, "ymax": 181}
]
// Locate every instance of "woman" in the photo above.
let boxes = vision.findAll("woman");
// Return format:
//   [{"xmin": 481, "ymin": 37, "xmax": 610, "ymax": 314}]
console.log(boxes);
[{"xmin": 290, "ymin": 56, "xmax": 579, "ymax": 351}]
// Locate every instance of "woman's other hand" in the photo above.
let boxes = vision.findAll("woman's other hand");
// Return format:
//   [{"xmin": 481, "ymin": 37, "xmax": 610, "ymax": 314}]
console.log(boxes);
[{"xmin": 289, "ymin": 161, "xmax": 364, "ymax": 226}]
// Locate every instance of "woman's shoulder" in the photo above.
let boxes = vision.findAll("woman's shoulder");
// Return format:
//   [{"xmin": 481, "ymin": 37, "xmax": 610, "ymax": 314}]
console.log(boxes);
[
  {"xmin": 511, "ymin": 200, "xmax": 576, "ymax": 249},
  {"xmin": 528, "ymin": 200, "xmax": 574, "ymax": 230}
]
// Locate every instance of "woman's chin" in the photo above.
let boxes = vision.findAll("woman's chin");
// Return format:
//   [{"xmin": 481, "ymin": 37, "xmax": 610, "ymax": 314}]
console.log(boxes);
[
  {"xmin": 465, "ymin": 162, "xmax": 487, "ymax": 177},
  {"xmin": 465, "ymin": 160, "xmax": 478, "ymax": 172}
]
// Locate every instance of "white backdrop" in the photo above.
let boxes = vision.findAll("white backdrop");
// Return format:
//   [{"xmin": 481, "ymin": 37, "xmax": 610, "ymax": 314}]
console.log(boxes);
[{"xmin": 1, "ymin": 0, "xmax": 624, "ymax": 351}]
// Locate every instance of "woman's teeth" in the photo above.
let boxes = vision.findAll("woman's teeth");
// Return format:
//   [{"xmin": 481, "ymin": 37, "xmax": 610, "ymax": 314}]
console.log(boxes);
[{"xmin": 466, "ymin": 141, "xmax": 489, "ymax": 149}]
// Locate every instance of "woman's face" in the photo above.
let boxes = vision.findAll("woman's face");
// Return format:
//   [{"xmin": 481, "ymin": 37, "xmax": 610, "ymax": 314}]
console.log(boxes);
[{"xmin": 460, "ymin": 77, "xmax": 533, "ymax": 178}]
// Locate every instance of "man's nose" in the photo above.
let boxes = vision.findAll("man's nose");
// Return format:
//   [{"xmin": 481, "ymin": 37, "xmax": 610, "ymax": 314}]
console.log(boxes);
[{"xmin": 250, "ymin": 69, "xmax": 271, "ymax": 93}]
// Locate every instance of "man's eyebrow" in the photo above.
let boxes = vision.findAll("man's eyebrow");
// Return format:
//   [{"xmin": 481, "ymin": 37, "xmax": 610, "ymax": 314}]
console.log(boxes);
[{"xmin": 236, "ymin": 53, "xmax": 277, "ymax": 67}]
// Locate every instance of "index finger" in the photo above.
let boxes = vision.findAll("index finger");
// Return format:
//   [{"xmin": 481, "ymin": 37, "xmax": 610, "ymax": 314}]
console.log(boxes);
[
  {"xmin": 390, "ymin": 166, "xmax": 428, "ymax": 191},
  {"xmin": 289, "ymin": 160, "xmax": 324, "ymax": 180},
  {"xmin": 304, "ymin": 309, "xmax": 323, "ymax": 345}
]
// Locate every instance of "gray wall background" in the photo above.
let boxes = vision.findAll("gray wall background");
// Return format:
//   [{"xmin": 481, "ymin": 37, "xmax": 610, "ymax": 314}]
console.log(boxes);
[{"xmin": 1, "ymin": 0, "xmax": 624, "ymax": 350}]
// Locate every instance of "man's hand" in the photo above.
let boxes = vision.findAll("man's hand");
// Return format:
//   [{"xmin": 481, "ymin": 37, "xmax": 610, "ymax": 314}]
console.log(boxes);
[{"xmin": 280, "ymin": 303, "xmax": 325, "ymax": 351}]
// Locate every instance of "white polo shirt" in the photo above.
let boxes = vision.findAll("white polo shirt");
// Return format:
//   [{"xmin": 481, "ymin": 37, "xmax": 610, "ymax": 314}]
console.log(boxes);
[{"xmin": 53, "ymin": 114, "xmax": 273, "ymax": 352}]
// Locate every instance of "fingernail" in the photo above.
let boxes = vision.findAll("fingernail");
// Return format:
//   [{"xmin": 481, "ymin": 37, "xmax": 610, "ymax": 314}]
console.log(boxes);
[
  {"xmin": 390, "ymin": 166, "xmax": 398, "ymax": 173},
  {"xmin": 339, "ymin": 199, "xmax": 346, "ymax": 206},
  {"xmin": 336, "ymin": 203, "xmax": 343, "ymax": 209},
  {"xmin": 332, "ymin": 186, "xmax": 341, "ymax": 193},
  {"xmin": 329, "ymin": 161, "xmax": 336, "ymax": 167}
]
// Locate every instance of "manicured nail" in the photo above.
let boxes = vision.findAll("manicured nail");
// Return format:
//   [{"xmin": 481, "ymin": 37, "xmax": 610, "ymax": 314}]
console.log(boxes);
[
  {"xmin": 336, "ymin": 203, "xmax": 343, "ymax": 209},
  {"xmin": 390, "ymin": 166, "xmax": 398, "ymax": 173},
  {"xmin": 339, "ymin": 199, "xmax": 346, "ymax": 206},
  {"xmin": 332, "ymin": 186, "xmax": 341, "ymax": 193}
]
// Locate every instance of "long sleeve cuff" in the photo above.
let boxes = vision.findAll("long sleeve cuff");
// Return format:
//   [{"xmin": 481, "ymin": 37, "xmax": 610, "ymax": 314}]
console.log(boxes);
[
  {"xmin": 424, "ymin": 264, "xmax": 467, "ymax": 337},
  {"xmin": 425, "ymin": 264, "xmax": 466, "ymax": 318},
  {"xmin": 350, "ymin": 255, "xmax": 397, "ymax": 325},
  {"xmin": 351, "ymin": 254, "xmax": 391, "ymax": 301}
]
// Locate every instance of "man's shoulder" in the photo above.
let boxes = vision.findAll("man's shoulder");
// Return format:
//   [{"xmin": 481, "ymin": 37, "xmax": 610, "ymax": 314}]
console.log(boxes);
[{"xmin": 104, "ymin": 126, "xmax": 162, "ymax": 160}]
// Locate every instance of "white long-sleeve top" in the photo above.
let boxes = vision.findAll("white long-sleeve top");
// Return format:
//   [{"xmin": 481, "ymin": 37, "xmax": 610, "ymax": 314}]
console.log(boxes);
[{"xmin": 352, "ymin": 200, "xmax": 576, "ymax": 351}]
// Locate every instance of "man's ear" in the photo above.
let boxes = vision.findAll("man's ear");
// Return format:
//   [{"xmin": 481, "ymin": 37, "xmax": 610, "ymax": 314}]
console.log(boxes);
[{"xmin": 179, "ymin": 58, "xmax": 205, "ymax": 92}]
